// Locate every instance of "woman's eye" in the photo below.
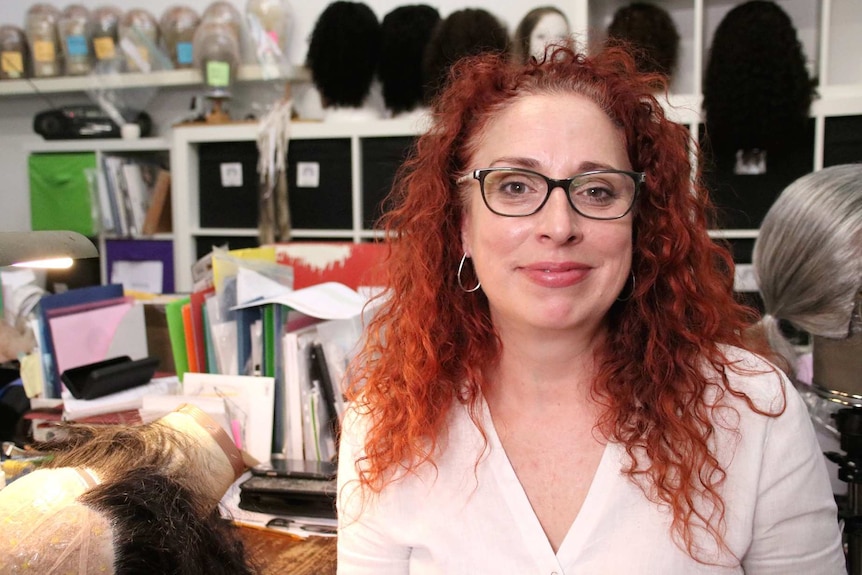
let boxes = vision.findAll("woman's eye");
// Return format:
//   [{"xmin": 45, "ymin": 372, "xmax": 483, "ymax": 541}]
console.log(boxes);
[{"xmin": 500, "ymin": 180, "xmax": 530, "ymax": 194}]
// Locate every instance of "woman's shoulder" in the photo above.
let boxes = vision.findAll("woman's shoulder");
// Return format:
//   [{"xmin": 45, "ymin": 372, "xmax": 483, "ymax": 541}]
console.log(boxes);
[{"xmin": 709, "ymin": 345, "xmax": 790, "ymax": 412}]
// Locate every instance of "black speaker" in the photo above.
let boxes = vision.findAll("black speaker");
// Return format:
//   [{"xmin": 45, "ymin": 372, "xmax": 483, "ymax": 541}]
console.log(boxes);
[{"xmin": 33, "ymin": 105, "xmax": 152, "ymax": 140}]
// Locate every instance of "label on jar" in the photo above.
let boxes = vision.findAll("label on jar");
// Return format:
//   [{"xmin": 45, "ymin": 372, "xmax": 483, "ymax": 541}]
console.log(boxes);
[
  {"xmin": 1, "ymin": 51, "xmax": 24, "ymax": 75},
  {"xmin": 33, "ymin": 40, "xmax": 55, "ymax": 63},
  {"xmin": 93, "ymin": 36, "xmax": 116, "ymax": 60},
  {"xmin": 176, "ymin": 41, "xmax": 193, "ymax": 65},
  {"xmin": 206, "ymin": 60, "xmax": 231, "ymax": 87},
  {"xmin": 66, "ymin": 35, "xmax": 89, "ymax": 56}
]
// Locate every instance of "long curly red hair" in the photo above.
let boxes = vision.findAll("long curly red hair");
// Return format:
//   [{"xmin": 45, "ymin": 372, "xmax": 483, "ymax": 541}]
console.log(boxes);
[{"xmin": 349, "ymin": 44, "xmax": 776, "ymax": 559}]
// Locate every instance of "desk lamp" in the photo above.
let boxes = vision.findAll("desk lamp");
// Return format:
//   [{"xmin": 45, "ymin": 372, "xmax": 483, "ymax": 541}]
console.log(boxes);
[{"xmin": 0, "ymin": 231, "xmax": 97, "ymax": 269}]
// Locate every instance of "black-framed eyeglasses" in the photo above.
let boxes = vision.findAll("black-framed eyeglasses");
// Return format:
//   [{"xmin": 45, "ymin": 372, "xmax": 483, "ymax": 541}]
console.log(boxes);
[{"xmin": 457, "ymin": 167, "xmax": 645, "ymax": 219}]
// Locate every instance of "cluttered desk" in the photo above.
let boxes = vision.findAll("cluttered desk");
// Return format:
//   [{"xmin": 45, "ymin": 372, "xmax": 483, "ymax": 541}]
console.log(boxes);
[{"xmin": 0, "ymin": 243, "xmax": 389, "ymax": 573}]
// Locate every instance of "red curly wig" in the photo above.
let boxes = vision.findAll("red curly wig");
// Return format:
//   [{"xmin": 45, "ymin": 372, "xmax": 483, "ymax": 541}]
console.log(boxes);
[{"xmin": 349, "ymin": 44, "xmax": 777, "ymax": 560}]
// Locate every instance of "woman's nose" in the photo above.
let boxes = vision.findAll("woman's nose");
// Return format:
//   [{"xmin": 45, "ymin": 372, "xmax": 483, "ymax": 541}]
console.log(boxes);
[{"xmin": 536, "ymin": 185, "xmax": 582, "ymax": 242}]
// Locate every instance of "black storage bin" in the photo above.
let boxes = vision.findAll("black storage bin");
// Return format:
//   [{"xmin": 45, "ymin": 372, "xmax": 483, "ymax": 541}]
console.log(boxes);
[
  {"xmin": 198, "ymin": 141, "xmax": 260, "ymax": 229},
  {"xmin": 287, "ymin": 138, "xmax": 352, "ymax": 230},
  {"xmin": 824, "ymin": 115, "xmax": 862, "ymax": 167},
  {"xmin": 195, "ymin": 235, "xmax": 260, "ymax": 261},
  {"xmin": 361, "ymin": 136, "xmax": 415, "ymax": 229},
  {"xmin": 700, "ymin": 119, "xmax": 815, "ymax": 230}
]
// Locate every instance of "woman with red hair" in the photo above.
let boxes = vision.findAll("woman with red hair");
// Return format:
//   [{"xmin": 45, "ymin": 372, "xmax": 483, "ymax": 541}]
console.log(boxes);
[{"xmin": 337, "ymin": 43, "xmax": 843, "ymax": 573}]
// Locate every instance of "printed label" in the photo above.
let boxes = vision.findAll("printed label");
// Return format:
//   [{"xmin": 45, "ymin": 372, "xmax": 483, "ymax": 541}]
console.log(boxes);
[
  {"xmin": 33, "ymin": 40, "xmax": 55, "ymax": 63},
  {"xmin": 206, "ymin": 60, "xmax": 231, "ymax": 87},
  {"xmin": 65, "ymin": 35, "xmax": 88, "ymax": 56},
  {"xmin": 176, "ymin": 42, "xmax": 193, "ymax": 64},
  {"xmin": 93, "ymin": 37, "xmax": 116, "ymax": 60},
  {"xmin": 1, "ymin": 51, "xmax": 24, "ymax": 75}
]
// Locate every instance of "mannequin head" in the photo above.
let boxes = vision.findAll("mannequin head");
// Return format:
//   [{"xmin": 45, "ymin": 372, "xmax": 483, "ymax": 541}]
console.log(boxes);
[
  {"xmin": 307, "ymin": 1, "xmax": 381, "ymax": 109},
  {"xmin": 0, "ymin": 405, "xmax": 254, "ymax": 574},
  {"xmin": 422, "ymin": 8, "xmax": 509, "ymax": 104},
  {"xmin": 512, "ymin": 6, "xmax": 570, "ymax": 64},
  {"xmin": 605, "ymin": 2, "xmax": 679, "ymax": 79},
  {"xmin": 378, "ymin": 4, "xmax": 441, "ymax": 116},
  {"xmin": 753, "ymin": 164, "xmax": 862, "ymax": 384}
]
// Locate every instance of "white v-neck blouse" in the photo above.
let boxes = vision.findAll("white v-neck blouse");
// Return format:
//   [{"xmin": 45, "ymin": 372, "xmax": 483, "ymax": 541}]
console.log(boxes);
[{"xmin": 337, "ymin": 350, "xmax": 845, "ymax": 574}]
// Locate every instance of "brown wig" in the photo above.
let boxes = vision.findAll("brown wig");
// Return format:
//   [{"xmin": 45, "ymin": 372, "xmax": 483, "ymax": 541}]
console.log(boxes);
[
  {"xmin": 605, "ymin": 2, "xmax": 680, "ymax": 78},
  {"xmin": 421, "ymin": 8, "xmax": 509, "ymax": 105},
  {"xmin": 349, "ymin": 43, "xmax": 778, "ymax": 559}
]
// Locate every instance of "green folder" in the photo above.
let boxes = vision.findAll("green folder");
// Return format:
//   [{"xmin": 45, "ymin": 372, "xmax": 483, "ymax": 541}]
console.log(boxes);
[
  {"xmin": 165, "ymin": 295, "xmax": 191, "ymax": 382},
  {"xmin": 29, "ymin": 152, "xmax": 97, "ymax": 236}
]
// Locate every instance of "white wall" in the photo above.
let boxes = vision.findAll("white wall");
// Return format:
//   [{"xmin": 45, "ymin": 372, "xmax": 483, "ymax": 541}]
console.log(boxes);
[{"xmin": 0, "ymin": 1, "xmax": 584, "ymax": 232}]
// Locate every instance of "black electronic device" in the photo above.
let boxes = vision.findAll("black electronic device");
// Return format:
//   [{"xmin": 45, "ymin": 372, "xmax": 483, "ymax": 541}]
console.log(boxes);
[
  {"xmin": 238, "ymin": 475, "xmax": 337, "ymax": 519},
  {"xmin": 33, "ymin": 105, "xmax": 152, "ymax": 140},
  {"xmin": 251, "ymin": 458, "xmax": 337, "ymax": 480},
  {"xmin": 61, "ymin": 355, "xmax": 159, "ymax": 400}
]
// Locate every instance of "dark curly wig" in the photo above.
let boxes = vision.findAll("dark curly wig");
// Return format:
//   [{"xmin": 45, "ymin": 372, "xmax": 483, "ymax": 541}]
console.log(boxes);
[
  {"xmin": 703, "ymin": 0, "xmax": 815, "ymax": 155},
  {"xmin": 421, "ymin": 8, "xmax": 509, "ymax": 104},
  {"xmin": 378, "ymin": 4, "xmax": 441, "ymax": 115},
  {"xmin": 606, "ymin": 2, "xmax": 680, "ymax": 78},
  {"xmin": 306, "ymin": 1, "xmax": 381, "ymax": 108}
]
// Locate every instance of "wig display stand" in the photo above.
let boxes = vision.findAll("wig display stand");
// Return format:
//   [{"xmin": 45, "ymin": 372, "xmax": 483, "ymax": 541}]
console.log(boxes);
[
  {"xmin": 827, "ymin": 406, "xmax": 862, "ymax": 575},
  {"xmin": 205, "ymin": 96, "xmax": 231, "ymax": 124}
]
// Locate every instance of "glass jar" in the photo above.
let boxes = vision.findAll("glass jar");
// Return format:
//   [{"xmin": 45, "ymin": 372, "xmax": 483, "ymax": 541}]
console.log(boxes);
[
  {"xmin": 25, "ymin": 3, "xmax": 61, "ymax": 77},
  {"xmin": 90, "ymin": 6, "xmax": 123, "ymax": 64},
  {"xmin": 58, "ymin": 4, "xmax": 92, "ymax": 76},
  {"xmin": 160, "ymin": 6, "xmax": 200, "ymax": 69},
  {"xmin": 0, "ymin": 25, "xmax": 29, "ymax": 79},
  {"xmin": 118, "ymin": 8, "xmax": 159, "ymax": 72}
]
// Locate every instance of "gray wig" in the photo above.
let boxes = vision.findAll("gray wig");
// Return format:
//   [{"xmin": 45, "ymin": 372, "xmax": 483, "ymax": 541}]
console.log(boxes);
[{"xmin": 753, "ymin": 163, "xmax": 862, "ymax": 368}]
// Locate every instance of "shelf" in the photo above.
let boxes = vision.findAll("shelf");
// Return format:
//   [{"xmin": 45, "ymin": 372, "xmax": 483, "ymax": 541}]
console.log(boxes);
[
  {"xmin": 173, "ymin": 116, "xmax": 429, "ymax": 144},
  {"xmin": 193, "ymin": 228, "xmax": 381, "ymax": 240},
  {"xmin": 23, "ymin": 136, "xmax": 171, "ymax": 153},
  {"xmin": 0, "ymin": 64, "xmax": 310, "ymax": 96}
]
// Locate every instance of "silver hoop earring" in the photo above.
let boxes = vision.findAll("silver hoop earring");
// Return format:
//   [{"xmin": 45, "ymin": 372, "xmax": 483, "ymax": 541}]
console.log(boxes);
[
  {"xmin": 617, "ymin": 272, "xmax": 636, "ymax": 302},
  {"xmin": 457, "ymin": 253, "xmax": 481, "ymax": 293}
]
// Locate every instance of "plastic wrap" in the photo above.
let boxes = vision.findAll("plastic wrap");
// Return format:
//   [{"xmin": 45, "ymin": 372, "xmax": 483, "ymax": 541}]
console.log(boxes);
[
  {"xmin": 246, "ymin": 0, "xmax": 292, "ymax": 78},
  {"xmin": 0, "ymin": 468, "xmax": 115, "ymax": 574}
]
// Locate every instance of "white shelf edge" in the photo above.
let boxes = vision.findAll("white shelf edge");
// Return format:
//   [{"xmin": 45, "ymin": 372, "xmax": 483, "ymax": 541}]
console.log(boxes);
[
  {"xmin": 192, "ymin": 228, "xmax": 374, "ymax": 237},
  {"xmin": 0, "ymin": 64, "xmax": 310, "ymax": 96},
  {"xmin": 173, "ymin": 116, "xmax": 429, "ymax": 144},
  {"xmin": 23, "ymin": 136, "xmax": 171, "ymax": 153}
]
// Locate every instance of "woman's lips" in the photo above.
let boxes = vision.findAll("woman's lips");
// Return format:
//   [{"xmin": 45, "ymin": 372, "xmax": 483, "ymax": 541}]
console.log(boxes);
[{"xmin": 520, "ymin": 262, "xmax": 591, "ymax": 288}]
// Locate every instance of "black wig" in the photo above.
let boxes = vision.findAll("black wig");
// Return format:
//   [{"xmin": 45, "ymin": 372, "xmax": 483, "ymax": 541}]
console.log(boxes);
[
  {"xmin": 703, "ymin": 0, "xmax": 815, "ymax": 154},
  {"xmin": 378, "ymin": 4, "xmax": 441, "ymax": 115},
  {"xmin": 307, "ymin": 1, "xmax": 381, "ymax": 108}
]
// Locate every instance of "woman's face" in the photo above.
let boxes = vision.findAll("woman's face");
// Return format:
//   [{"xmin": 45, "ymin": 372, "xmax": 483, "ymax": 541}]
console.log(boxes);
[
  {"xmin": 529, "ymin": 12, "xmax": 570, "ymax": 59},
  {"xmin": 460, "ymin": 92, "xmax": 634, "ymax": 337}
]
